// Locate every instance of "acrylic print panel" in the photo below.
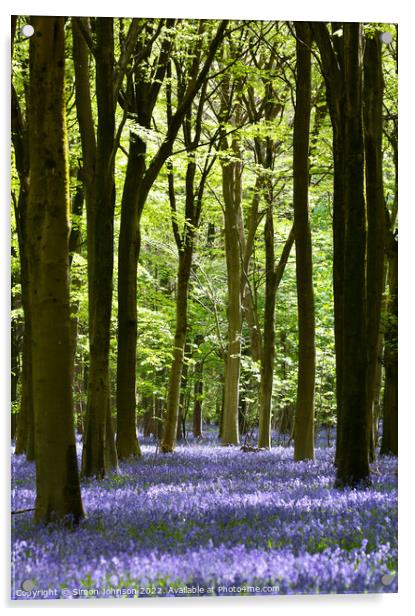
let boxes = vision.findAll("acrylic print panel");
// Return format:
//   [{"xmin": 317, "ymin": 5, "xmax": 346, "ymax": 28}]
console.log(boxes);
[{"xmin": 10, "ymin": 12, "xmax": 398, "ymax": 601}]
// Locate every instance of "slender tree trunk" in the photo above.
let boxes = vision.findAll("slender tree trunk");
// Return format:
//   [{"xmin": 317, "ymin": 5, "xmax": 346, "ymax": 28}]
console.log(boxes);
[
  {"xmin": 15, "ymin": 293, "xmax": 33, "ymax": 457},
  {"xmin": 381, "ymin": 235, "xmax": 398, "ymax": 455},
  {"xmin": 116, "ymin": 135, "xmax": 144, "ymax": 459},
  {"xmin": 258, "ymin": 208, "xmax": 277, "ymax": 448},
  {"xmin": 11, "ymin": 20, "xmax": 34, "ymax": 458},
  {"xmin": 258, "ymin": 219, "xmax": 295, "ymax": 448},
  {"xmin": 363, "ymin": 34, "xmax": 385, "ymax": 462},
  {"xmin": 11, "ymin": 311, "xmax": 19, "ymax": 440},
  {"xmin": 193, "ymin": 338, "xmax": 204, "ymax": 438},
  {"xmin": 27, "ymin": 16, "xmax": 84, "ymax": 523},
  {"xmin": 221, "ymin": 157, "xmax": 243, "ymax": 445},
  {"xmin": 81, "ymin": 18, "xmax": 118, "ymax": 478},
  {"xmin": 11, "ymin": 243, "xmax": 20, "ymax": 439},
  {"xmin": 218, "ymin": 376, "xmax": 225, "ymax": 439},
  {"xmin": 177, "ymin": 342, "xmax": 191, "ymax": 441},
  {"xmin": 154, "ymin": 395, "xmax": 165, "ymax": 440},
  {"xmin": 193, "ymin": 383, "xmax": 203, "ymax": 438},
  {"xmin": 310, "ymin": 23, "xmax": 346, "ymax": 467},
  {"xmin": 72, "ymin": 17, "xmax": 96, "ymax": 294},
  {"xmin": 293, "ymin": 22, "xmax": 315, "ymax": 461},
  {"xmin": 335, "ymin": 24, "xmax": 370, "ymax": 486},
  {"xmin": 161, "ymin": 250, "xmax": 193, "ymax": 451}
]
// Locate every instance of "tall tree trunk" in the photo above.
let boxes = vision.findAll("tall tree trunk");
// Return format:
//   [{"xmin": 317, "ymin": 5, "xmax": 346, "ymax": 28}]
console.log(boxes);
[
  {"xmin": 258, "ymin": 218, "xmax": 295, "ymax": 448},
  {"xmin": 221, "ymin": 155, "xmax": 243, "ymax": 445},
  {"xmin": 380, "ymin": 235, "xmax": 398, "ymax": 455},
  {"xmin": 310, "ymin": 23, "xmax": 346, "ymax": 467},
  {"xmin": 72, "ymin": 17, "xmax": 96, "ymax": 292},
  {"xmin": 116, "ymin": 134, "xmax": 144, "ymax": 459},
  {"xmin": 115, "ymin": 20, "xmax": 174, "ymax": 458},
  {"xmin": 27, "ymin": 16, "xmax": 84, "ymax": 523},
  {"xmin": 161, "ymin": 250, "xmax": 193, "ymax": 451},
  {"xmin": 335, "ymin": 24, "xmax": 370, "ymax": 486},
  {"xmin": 11, "ymin": 19, "xmax": 34, "ymax": 458},
  {"xmin": 293, "ymin": 22, "xmax": 316, "ymax": 462},
  {"xmin": 81, "ymin": 18, "xmax": 118, "ymax": 478},
  {"xmin": 363, "ymin": 34, "xmax": 385, "ymax": 462},
  {"xmin": 258, "ymin": 207, "xmax": 277, "ymax": 448}
]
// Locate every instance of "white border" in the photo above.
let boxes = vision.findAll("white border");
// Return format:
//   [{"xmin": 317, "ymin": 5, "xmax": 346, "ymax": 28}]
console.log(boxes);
[{"xmin": 1, "ymin": 1, "xmax": 413, "ymax": 614}]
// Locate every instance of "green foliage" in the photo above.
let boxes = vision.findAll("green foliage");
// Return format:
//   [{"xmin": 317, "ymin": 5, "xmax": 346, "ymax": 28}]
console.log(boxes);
[{"xmin": 11, "ymin": 17, "xmax": 397, "ymax": 436}]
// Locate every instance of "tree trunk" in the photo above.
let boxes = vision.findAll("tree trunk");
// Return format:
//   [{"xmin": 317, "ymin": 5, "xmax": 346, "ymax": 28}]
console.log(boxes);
[
  {"xmin": 221, "ymin": 157, "xmax": 243, "ymax": 445},
  {"xmin": 381, "ymin": 235, "xmax": 398, "ymax": 455},
  {"xmin": 161, "ymin": 250, "xmax": 193, "ymax": 451},
  {"xmin": 193, "ymin": 339, "xmax": 204, "ymax": 438},
  {"xmin": 11, "ymin": 21, "xmax": 34, "ymax": 458},
  {"xmin": 293, "ymin": 22, "xmax": 316, "ymax": 462},
  {"xmin": 72, "ymin": 18, "xmax": 96, "ymax": 297},
  {"xmin": 116, "ymin": 134, "xmax": 144, "ymax": 459},
  {"xmin": 11, "ymin": 311, "xmax": 19, "ymax": 440},
  {"xmin": 177, "ymin": 342, "xmax": 191, "ymax": 441},
  {"xmin": 115, "ymin": 20, "xmax": 173, "ymax": 458},
  {"xmin": 154, "ymin": 395, "xmax": 164, "ymax": 440},
  {"xmin": 335, "ymin": 24, "xmax": 370, "ymax": 486},
  {"xmin": 258, "ymin": 220, "xmax": 295, "ymax": 448},
  {"xmin": 27, "ymin": 16, "xmax": 84, "ymax": 523},
  {"xmin": 81, "ymin": 18, "xmax": 118, "ymax": 478},
  {"xmin": 310, "ymin": 23, "xmax": 346, "ymax": 467},
  {"xmin": 363, "ymin": 34, "xmax": 385, "ymax": 462},
  {"xmin": 218, "ymin": 377, "xmax": 225, "ymax": 439},
  {"xmin": 258, "ymin": 208, "xmax": 277, "ymax": 448}
]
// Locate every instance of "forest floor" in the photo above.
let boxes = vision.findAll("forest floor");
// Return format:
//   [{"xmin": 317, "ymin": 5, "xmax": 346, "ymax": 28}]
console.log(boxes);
[{"xmin": 11, "ymin": 429, "xmax": 398, "ymax": 600}]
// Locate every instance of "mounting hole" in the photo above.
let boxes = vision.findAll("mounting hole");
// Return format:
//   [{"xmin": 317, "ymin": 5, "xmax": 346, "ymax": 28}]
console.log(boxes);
[
  {"xmin": 20, "ymin": 24, "xmax": 34, "ymax": 38},
  {"xmin": 21, "ymin": 578, "xmax": 35, "ymax": 591},
  {"xmin": 381, "ymin": 573, "xmax": 395, "ymax": 586},
  {"xmin": 380, "ymin": 31, "xmax": 393, "ymax": 44}
]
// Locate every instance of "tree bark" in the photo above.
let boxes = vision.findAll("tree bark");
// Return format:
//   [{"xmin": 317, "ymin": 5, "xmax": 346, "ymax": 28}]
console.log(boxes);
[
  {"xmin": 27, "ymin": 16, "xmax": 84, "ymax": 523},
  {"xmin": 161, "ymin": 250, "xmax": 193, "ymax": 451},
  {"xmin": 363, "ymin": 34, "xmax": 386, "ymax": 462},
  {"xmin": 11, "ymin": 300, "xmax": 19, "ymax": 440},
  {"xmin": 221, "ymin": 151, "xmax": 243, "ymax": 446},
  {"xmin": 81, "ymin": 18, "xmax": 118, "ymax": 478},
  {"xmin": 311, "ymin": 23, "xmax": 346, "ymax": 466},
  {"xmin": 116, "ymin": 134, "xmax": 144, "ymax": 459},
  {"xmin": 258, "ymin": 206, "xmax": 277, "ymax": 449},
  {"xmin": 380, "ymin": 235, "xmax": 398, "ymax": 455},
  {"xmin": 335, "ymin": 24, "xmax": 370, "ymax": 486},
  {"xmin": 258, "ymin": 222, "xmax": 295, "ymax": 448},
  {"xmin": 292, "ymin": 22, "xmax": 316, "ymax": 462},
  {"xmin": 11, "ymin": 20, "xmax": 34, "ymax": 458}
]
